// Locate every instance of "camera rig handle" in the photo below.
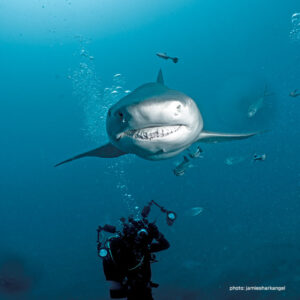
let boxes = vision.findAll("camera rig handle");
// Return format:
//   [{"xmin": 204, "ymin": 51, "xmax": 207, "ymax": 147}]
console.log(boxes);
[{"xmin": 97, "ymin": 224, "xmax": 117, "ymax": 250}]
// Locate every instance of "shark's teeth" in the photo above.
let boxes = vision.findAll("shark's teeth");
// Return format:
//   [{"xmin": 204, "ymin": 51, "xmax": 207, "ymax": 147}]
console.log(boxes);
[{"xmin": 125, "ymin": 125, "xmax": 182, "ymax": 140}]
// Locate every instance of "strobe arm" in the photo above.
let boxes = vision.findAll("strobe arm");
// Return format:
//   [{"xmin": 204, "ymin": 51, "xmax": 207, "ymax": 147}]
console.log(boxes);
[
  {"xmin": 151, "ymin": 200, "xmax": 177, "ymax": 226},
  {"xmin": 142, "ymin": 200, "xmax": 177, "ymax": 226},
  {"xmin": 151, "ymin": 200, "xmax": 167, "ymax": 213},
  {"xmin": 97, "ymin": 224, "xmax": 116, "ymax": 248}
]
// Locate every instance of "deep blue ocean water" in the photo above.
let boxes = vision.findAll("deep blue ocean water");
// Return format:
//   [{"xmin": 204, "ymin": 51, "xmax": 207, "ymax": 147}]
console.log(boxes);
[{"xmin": 0, "ymin": 0, "xmax": 300, "ymax": 299}]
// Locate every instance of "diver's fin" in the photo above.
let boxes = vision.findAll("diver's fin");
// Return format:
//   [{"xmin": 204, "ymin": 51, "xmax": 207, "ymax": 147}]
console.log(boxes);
[
  {"xmin": 197, "ymin": 130, "xmax": 258, "ymax": 143},
  {"xmin": 156, "ymin": 69, "xmax": 164, "ymax": 85},
  {"xmin": 54, "ymin": 143, "xmax": 126, "ymax": 167}
]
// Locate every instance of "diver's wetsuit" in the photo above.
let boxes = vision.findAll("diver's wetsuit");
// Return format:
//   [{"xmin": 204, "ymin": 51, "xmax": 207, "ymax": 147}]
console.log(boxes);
[
  {"xmin": 103, "ymin": 229, "xmax": 170, "ymax": 300},
  {"xmin": 127, "ymin": 232, "xmax": 169, "ymax": 300}
]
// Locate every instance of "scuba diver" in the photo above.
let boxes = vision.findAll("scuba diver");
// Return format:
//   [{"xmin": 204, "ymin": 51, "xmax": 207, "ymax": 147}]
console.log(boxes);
[{"xmin": 97, "ymin": 200, "xmax": 176, "ymax": 299}]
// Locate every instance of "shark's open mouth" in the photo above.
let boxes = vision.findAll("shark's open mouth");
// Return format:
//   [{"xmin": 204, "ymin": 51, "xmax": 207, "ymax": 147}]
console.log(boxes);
[{"xmin": 121, "ymin": 125, "xmax": 183, "ymax": 140}]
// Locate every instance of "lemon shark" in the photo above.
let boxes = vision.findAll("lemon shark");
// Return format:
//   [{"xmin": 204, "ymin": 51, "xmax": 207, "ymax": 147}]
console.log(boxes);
[{"xmin": 55, "ymin": 70, "xmax": 257, "ymax": 167}]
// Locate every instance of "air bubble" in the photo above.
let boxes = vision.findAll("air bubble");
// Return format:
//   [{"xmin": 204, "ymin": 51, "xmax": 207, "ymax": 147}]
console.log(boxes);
[{"xmin": 290, "ymin": 12, "xmax": 300, "ymax": 42}]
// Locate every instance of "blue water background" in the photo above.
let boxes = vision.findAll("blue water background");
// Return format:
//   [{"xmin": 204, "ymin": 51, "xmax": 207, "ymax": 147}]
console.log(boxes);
[{"xmin": 0, "ymin": 0, "xmax": 299, "ymax": 299}]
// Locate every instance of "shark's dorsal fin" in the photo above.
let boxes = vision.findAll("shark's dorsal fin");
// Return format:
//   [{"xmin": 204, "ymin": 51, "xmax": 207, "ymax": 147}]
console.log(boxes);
[{"xmin": 156, "ymin": 69, "xmax": 164, "ymax": 85}]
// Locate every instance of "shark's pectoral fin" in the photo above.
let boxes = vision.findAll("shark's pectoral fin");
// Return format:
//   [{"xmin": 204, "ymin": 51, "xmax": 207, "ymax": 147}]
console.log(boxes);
[
  {"xmin": 54, "ymin": 143, "xmax": 126, "ymax": 167},
  {"xmin": 197, "ymin": 130, "xmax": 258, "ymax": 143}
]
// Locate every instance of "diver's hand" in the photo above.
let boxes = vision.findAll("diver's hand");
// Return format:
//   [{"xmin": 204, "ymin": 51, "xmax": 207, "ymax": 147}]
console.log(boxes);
[{"xmin": 148, "ymin": 223, "xmax": 159, "ymax": 239}]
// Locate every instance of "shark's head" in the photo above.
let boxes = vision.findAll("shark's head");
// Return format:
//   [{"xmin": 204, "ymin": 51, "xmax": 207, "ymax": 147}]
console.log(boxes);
[{"xmin": 106, "ymin": 83, "xmax": 203, "ymax": 160}]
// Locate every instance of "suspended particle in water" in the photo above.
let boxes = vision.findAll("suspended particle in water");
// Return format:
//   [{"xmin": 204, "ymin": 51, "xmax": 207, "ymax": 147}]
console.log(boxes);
[{"xmin": 224, "ymin": 156, "xmax": 246, "ymax": 166}]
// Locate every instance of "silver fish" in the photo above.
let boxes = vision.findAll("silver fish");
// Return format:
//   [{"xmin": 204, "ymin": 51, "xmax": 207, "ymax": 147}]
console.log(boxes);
[{"xmin": 173, "ymin": 156, "xmax": 190, "ymax": 176}]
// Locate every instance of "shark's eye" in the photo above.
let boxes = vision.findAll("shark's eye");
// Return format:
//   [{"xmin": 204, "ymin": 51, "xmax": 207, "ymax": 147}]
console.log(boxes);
[{"xmin": 118, "ymin": 112, "xmax": 124, "ymax": 119}]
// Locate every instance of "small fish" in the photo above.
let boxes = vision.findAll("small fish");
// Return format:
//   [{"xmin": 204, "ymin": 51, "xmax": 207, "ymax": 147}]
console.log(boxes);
[
  {"xmin": 247, "ymin": 85, "xmax": 273, "ymax": 118},
  {"xmin": 184, "ymin": 207, "xmax": 204, "ymax": 217},
  {"xmin": 173, "ymin": 156, "xmax": 190, "ymax": 176},
  {"xmin": 188, "ymin": 146, "xmax": 203, "ymax": 159},
  {"xmin": 253, "ymin": 153, "xmax": 266, "ymax": 161},
  {"xmin": 289, "ymin": 89, "xmax": 300, "ymax": 98},
  {"xmin": 156, "ymin": 52, "xmax": 178, "ymax": 64},
  {"xmin": 247, "ymin": 97, "xmax": 264, "ymax": 118}
]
